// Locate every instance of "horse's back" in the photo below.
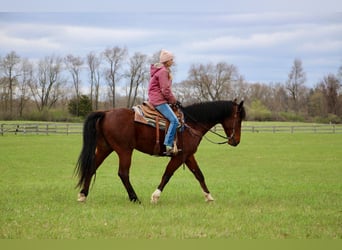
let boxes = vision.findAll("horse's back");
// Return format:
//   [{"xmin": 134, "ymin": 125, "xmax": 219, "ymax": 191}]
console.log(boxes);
[{"xmin": 99, "ymin": 107, "xmax": 158, "ymax": 155}]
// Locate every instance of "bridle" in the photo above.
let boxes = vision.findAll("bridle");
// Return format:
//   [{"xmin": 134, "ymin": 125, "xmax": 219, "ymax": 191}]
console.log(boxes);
[
  {"xmin": 182, "ymin": 102, "xmax": 240, "ymax": 145},
  {"xmin": 204, "ymin": 102, "xmax": 239, "ymax": 145}
]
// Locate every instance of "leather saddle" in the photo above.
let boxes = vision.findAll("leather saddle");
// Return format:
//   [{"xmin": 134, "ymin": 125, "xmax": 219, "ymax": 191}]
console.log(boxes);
[{"xmin": 132, "ymin": 101, "xmax": 183, "ymax": 130}]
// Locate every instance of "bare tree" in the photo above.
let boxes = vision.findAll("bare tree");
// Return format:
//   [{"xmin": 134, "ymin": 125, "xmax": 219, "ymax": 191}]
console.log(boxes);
[
  {"xmin": 103, "ymin": 46, "xmax": 127, "ymax": 108},
  {"xmin": 87, "ymin": 52, "xmax": 102, "ymax": 110},
  {"xmin": 319, "ymin": 74, "xmax": 341, "ymax": 115},
  {"xmin": 286, "ymin": 58, "xmax": 306, "ymax": 112},
  {"xmin": 17, "ymin": 58, "xmax": 34, "ymax": 117},
  {"xmin": 125, "ymin": 52, "xmax": 148, "ymax": 108},
  {"xmin": 0, "ymin": 51, "xmax": 20, "ymax": 116},
  {"xmin": 186, "ymin": 62, "xmax": 241, "ymax": 101},
  {"xmin": 247, "ymin": 82, "xmax": 273, "ymax": 104},
  {"xmin": 30, "ymin": 55, "xmax": 65, "ymax": 111},
  {"xmin": 308, "ymin": 87, "xmax": 326, "ymax": 117},
  {"xmin": 337, "ymin": 64, "xmax": 342, "ymax": 81},
  {"xmin": 270, "ymin": 83, "xmax": 289, "ymax": 113},
  {"xmin": 64, "ymin": 54, "xmax": 84, "ymax": 116}
]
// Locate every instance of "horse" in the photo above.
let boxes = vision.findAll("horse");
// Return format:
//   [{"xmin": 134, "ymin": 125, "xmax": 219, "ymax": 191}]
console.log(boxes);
[{"xmin": 75, "ymin": 99, "xmax": 246, "ymax": 203}]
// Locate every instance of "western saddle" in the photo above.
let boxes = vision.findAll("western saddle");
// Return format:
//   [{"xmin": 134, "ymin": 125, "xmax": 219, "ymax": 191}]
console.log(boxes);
[{"xmin": 132, "ymin": 101, "xmax": 184, "ymax": 155}]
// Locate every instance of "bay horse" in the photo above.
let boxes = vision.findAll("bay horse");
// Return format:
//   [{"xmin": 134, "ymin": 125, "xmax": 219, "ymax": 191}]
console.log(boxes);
[{"xmin": 75, "ymin": 100, "xmax": 246, "ymax": 203}]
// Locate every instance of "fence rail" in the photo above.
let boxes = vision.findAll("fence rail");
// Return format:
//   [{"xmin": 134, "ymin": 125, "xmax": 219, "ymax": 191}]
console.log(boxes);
[
  {"xmin": 0, "ymin": 123, "xmax": 83, "ymax": 135},
  {"xmin": 242, "ymin": 124, "xmax": 342, "ymax": 134},
  {"xmin": 1, "ymin": 123, "xmax": 342, "ymax": 135}
]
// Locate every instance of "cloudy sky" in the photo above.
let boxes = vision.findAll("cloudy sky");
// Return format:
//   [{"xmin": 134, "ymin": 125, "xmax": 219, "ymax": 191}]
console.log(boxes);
[{"xmin": 1, "ymin": 0, "xmax": 341, "ymax": 86}]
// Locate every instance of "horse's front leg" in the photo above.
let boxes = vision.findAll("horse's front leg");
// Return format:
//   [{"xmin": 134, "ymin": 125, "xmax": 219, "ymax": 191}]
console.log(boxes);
[
  {"xmin": 185, "ymin": 154, "xmax": 214, "ymax": 202},
  {"xmin": 151, "ymin": 157, "xmax": 183, "ymax": 203}
]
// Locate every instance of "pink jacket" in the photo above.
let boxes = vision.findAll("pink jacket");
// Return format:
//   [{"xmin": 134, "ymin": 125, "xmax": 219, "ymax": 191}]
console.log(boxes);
[{"xmin": 148, "ymin": 63, "xmax": 177, "ymax": 106}]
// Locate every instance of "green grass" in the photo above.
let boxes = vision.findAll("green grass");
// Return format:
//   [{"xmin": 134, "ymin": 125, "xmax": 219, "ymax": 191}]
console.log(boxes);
[{"xmin": 0, "ymin": 131, "xmax": 341, "ymax": 239}]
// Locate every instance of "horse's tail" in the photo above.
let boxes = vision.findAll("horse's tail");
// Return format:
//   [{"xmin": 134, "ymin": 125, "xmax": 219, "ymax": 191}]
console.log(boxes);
[{"xmin": 75, "ymin": 111, "xmax": 106, "ymax": 188}]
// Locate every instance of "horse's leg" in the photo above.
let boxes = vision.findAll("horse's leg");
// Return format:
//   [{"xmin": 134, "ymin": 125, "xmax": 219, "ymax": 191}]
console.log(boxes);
[
  {"xmin": 78, "ymin": 146, "xmax": 112, "ymax": 202},
  {"xmin": 185, "ymin": 154, "xmax": 214, "ymax": 202},
  {"xmin": 117, "ymin": 151, "xmax": 140, "ymax": 203},
  {"xmin": 151, "ymin": 157, "xmax": 183, "ymax": 203}
]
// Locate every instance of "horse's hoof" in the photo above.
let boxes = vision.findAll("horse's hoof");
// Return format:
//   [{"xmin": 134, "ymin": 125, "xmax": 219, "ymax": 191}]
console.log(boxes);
[
  {"xmin": 130, "ymin": 197, "xmax": 141, "ymax": 204},
  {"xmin": 204, "ymin": 192, "xmax": 214, "ymax": 202},
  {"xmin": 151, "ymin": 189, "xmax": 161, "ymax": 204},
  {"xmin": 77, "ymin": 193, "xmax": 87, "ymax": 202}
]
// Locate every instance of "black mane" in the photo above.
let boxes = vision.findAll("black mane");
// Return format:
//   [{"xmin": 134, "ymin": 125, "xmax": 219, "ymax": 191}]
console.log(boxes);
[{"xmin": 182, "ymin": 100, "xmax": 236, "ymax": 124}]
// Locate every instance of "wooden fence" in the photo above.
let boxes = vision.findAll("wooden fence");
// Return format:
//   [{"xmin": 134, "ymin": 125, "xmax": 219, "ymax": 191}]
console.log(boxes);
[
  {"xmin": 242, "ymin": 124, "xmax": 342, "ymax": 134},
  {"xmin": 1, "ymin": 123, "xmax": 342, "ymax": 135},
  {"xmin": 0, "ymin": 123, "xmax": 83, "ymax": 135}
]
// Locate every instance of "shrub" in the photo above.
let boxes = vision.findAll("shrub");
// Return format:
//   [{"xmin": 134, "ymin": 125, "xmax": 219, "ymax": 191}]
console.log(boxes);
[
  {"xmin": 247, "ymin": 100, "xmax": 272, "ymax": 121},
  {"xmin": 68, "ymin": 95, "xmax": 92, "ymax": 117}
]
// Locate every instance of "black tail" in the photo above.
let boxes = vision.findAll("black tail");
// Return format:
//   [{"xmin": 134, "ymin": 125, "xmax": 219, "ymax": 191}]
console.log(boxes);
[{"xmin": 75, "ymin": 111, "xmax": 106, "ymax": 188}]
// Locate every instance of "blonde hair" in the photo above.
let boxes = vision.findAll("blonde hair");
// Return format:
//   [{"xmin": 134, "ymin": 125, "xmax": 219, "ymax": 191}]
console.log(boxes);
[{"xmin": 161, "ymin": 61, "xmax": 173, "ymax": 80}]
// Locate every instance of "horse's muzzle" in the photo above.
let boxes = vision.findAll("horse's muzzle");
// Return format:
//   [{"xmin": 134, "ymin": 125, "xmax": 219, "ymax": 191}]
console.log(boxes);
[{"xmin": 228, "ymin": 138, "xmax": 239, "ymax": 147}]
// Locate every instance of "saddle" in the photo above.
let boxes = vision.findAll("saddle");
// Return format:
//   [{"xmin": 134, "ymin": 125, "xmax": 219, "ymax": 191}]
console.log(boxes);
[
  {"xmin": 132, "ymin": 101, "xmax": 184, "ymax": 156},
  {"xmin": 132, "ymin": 101, "xmax": 183, "ymax": 130}
]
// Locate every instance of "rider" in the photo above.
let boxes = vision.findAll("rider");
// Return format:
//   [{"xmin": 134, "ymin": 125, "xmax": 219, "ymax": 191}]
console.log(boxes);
[{"xmin": 148, "ymin": 49, "xmax": 180, "ymax": 156}]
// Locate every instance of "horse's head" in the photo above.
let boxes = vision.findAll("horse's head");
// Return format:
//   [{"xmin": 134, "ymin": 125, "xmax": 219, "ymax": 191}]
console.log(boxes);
[{"xmin": 222, "ymin": 100, "xmax": 246, "ymax": 146}]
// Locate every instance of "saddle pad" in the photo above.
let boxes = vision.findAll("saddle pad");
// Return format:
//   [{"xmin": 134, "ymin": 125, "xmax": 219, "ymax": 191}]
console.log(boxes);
[{"xmin": 132, "ymin": 105, "xmax": 167, "ymax": 129}]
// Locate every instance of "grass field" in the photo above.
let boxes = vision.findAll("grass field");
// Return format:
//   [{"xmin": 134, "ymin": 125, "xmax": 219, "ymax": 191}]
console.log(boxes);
[{"xmin": 0, "ymin": 127, "xmax": 341, "ymax": 239}]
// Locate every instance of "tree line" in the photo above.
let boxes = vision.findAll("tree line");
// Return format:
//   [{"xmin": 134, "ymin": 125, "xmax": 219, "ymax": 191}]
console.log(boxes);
[{"xmin": 1, "ymin": 49, "xmax": 341, "ymax": 123}]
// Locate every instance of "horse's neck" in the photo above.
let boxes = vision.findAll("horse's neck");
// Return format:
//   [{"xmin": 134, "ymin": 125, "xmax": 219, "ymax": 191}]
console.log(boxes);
[{"xmin": 187, "ymin": 122, "xmax": 216, "ymax": 136}]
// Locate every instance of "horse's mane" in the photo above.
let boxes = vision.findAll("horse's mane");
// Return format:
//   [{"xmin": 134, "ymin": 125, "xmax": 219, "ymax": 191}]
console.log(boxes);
[{"xmin": 182, "ymin": 100, "xmax": 244, "ymax": 123}]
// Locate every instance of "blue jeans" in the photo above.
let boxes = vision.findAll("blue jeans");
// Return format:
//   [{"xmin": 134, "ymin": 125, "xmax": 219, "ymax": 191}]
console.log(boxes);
[{"xmin": 155, "ymin": 103, "xmax": 179, "ymax": 147}]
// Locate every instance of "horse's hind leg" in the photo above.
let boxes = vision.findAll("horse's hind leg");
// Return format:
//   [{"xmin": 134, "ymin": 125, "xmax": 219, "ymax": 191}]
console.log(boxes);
[
  {"xmin": 78, "ymin": 146, "xmax": 112, "ymax": 202},
  {"xmin": 185, "ymin": 154, "xmax": 214, "ymax": 202},
  {"xmin": 117, "ymin": 151, "xmax": 140, "ymax": 202}
]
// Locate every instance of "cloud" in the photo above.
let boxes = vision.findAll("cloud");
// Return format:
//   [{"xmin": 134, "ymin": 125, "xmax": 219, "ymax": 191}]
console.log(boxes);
[
  {"xmin": 62, "ymin": 26, "xmax": 153, "ymax": 44},
  {"xmin": 1, "ymin": 0, "xmax": 342, "ymax": 12},
  {"xmin": 0, "ymin": 21, "xmax": 155, "ymax": 56},
  {"xmin": 0, "ymin": 11, "xmax": 341, "ymax": 85},
  {"xmin": 185, "ymin": 20, "xmax": 342, "ymax": 56},
  {"xmin": 0, "ymin": 26, "xmax": 61, "ymax": 53}
]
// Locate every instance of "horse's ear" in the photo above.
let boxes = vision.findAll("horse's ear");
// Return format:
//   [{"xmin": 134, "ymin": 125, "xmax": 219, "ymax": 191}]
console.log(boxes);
[
  {"xmin": 233, "ymin": 98, "xmax": 237, "ymax": 103},
  {"xmin": 239, "ymin": 100, "xmax": 244, "ymax": 108}
]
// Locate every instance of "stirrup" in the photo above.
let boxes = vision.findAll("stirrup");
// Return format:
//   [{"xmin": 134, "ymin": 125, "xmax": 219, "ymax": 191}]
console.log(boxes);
[{"xmin": 163, "ymin": 145, "xmax": 182, "ymax": 156}]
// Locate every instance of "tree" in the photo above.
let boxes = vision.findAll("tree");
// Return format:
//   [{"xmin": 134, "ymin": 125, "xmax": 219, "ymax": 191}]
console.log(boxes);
[
  {"xmin": 308, "ymin": 88, "xmax": 326, "ymax": 117},
  {"xmin": 125, "ymin": 52, "xmax": 148, "ymax": 108},
  {"xmin": 68, "ymin": 95, "xmax": 92, "ymax": 117},
  {"xmin": 286, "ymin": 59, "xmax": 306, "ymax": 112},
  {"xmin": 0, "ymin": 51, "xmax": 20, "ymax": 116},
  {"xmin": 30, "ymin": 55, "xmax": 65, "ymax": 111},
  {"xmin": 270, "ymin": 82, "xmax": 289, "ymax": 113},
  {"xmin": 103, "ymin": 46, "xmax": 127, "ymax": 108},
  {"xmin": 319, "ymin": 74, "xmax": 341, "ymax": 115},
  {"xmin": 87, "ymin": 52, "xmax": 102, "ymax": 110},
  {"xmin": 17, "ymin": 58, "xmax": 34, "ymax": 117},
  {"xmin": 186, "ymin": 62, "xmax": 241, "ymax": 102},
  {"xmin": 337, "ymin": 64, "xmax": 342, "ymax": 81},
  {"xmin": 64, "ymin": 54, "xmax": 84, "ymax": 116}
]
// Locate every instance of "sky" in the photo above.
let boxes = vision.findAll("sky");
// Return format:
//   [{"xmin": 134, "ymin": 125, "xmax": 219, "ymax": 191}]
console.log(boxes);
[{"xmin": 1, "ymin": 0, "xmax": 342, "ymax": 86}]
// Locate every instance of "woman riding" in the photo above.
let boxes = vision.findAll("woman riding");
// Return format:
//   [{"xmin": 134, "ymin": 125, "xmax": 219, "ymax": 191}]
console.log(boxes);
[{"xmin": 148, "ymin": 49, "xmax": 180, "ymax": 156}]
